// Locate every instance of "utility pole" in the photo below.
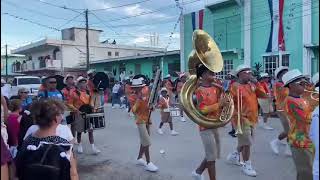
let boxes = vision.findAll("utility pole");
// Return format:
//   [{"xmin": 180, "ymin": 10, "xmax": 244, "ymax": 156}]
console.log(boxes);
[
  {"xmin": 85, "ymin": 9, "xmax": 90, "ymax": 71},
  {"xmin": 5, "ymin": 44, "xmax": 8, "ymax": 81}
]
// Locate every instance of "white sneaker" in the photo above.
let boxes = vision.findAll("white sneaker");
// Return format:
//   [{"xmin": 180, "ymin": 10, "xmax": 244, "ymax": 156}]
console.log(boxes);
[
  {"xmin": 145, "ymin": 162, "xmax": 158, "ymax": 172},
  {"xmin": 129, "ymin": 112, "xmax": 134, "ymax": 117},
  {"xmin": 92, "ymin": 146, "xmax": 101, "ymax": 154},
  {"xmin": 270, "ymin": 139, "xmax": 280, "ymax": 155},
  {"xmin": 77, "ymin": 144, "xmax": 83, "ymax": 154},
  {"xmin": 226, "ymin": 151, "xmax": 241, "ymax": 166},
  {"xmin": 180, "ymin": 117, "xmax": 186, "ymax": 122},
  {"xmin": 284, "ymin": 144, "xmax": 292, "ymax": 156},
  {"xmin": 136, "ymin": 158, "xmax": 147, "ymax": 166},
  {"xmin": 158, "ymin": 129, "xmax": 164, "ymax": 135},
  {"xmin": 262, "ymin": 123, "xmax": 274, "ymax": 130},
  {"xmin": 192, "ymin": 171, "xmax": 204, "ymax": 180},
  {"xmin": 242, "ymin": 161, "xmax": 257, "ymax": 177},
  {"xmin": 171, "ymin": 130, "xmax": 179, "ymax": 136},
  {"xmin": 112, "ymin": 106, "xmax": 115, "ymax": 109}
]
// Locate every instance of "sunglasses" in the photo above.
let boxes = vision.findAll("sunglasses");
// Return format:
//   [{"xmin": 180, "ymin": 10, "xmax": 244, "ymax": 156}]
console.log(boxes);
[
  {"xmin": 49, "ymin": 81, "xmax": 57, "ymax": 84},
  {"xmin": 20, "ymin": 91, "xmax": 29, "ymax": 94},
  {"xmin": 294, "ymin": 80, "xmax": 308, "ymax": 86}
]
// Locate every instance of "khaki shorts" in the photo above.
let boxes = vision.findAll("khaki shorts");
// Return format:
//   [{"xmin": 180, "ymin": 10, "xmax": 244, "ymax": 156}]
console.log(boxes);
[
  {"xmin": 258, "ymin": 98, "xmax": 274, "ymax": 114},
  {"xmin": 137, "ymin": 124, "xmax": 151, "ymax": 147},
  {"xmin": 277, "ymin": 111, "xmax": 290, "ymax": 133},
  {"xmin": 291, "ymin": 147, "xmax": 313, "ymax": 180},
  {"xmin": 200, "ymin": 129, "xmax": 221, "ymax": 161},
  {"xmin": 237, "ymin": 126, "xmax": 253, "ymax": 148}
]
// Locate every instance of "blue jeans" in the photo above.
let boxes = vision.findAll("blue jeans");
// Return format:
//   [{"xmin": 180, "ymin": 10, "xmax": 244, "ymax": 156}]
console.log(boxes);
[{"xmin": 112, "ymin": 93, "xmax": 121, "ymax": 107}]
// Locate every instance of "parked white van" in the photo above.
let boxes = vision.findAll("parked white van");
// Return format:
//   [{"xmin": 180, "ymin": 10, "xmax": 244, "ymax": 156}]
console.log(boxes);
[{"xmin": 10, "ymin": 76, "xmax": 41, "ymax": 98}]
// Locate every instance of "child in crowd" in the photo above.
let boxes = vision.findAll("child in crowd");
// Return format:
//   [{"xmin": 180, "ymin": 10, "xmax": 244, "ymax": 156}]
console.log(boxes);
[
  {"xmin": 157, "ymin": 88, "xmax": 179, "ymax": 136},
  {"xmin": 7, "ymin": 99, "xmax": 22, "ymax": 158}
]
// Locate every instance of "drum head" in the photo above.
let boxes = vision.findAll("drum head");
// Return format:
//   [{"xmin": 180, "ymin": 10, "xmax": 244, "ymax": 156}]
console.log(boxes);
[
  {"xmin": 93, "ymin": 72, "xmax": 109, "ymax": 90},
  {"xmin": 53, "ymin": 75, "xmax": 65, "ymax": 91}
]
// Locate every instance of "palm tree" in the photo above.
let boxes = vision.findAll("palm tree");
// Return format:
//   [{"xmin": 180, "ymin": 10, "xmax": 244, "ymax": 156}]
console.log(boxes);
[{"xmin": 253, "ymin": 62, "xmax": 263, "ymax": 79}]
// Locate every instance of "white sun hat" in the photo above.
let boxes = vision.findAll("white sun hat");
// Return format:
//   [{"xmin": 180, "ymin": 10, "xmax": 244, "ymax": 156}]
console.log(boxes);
[
  {"xmin": 160, "ymin": 87, "xmax": 168, "ymax": 93},
  {"xmin": 63, "ymin": 74, "xmax": 74, "ymax": 84},
  {"xmin": 235, "ymin": 64, "xmax": 251, "ymax": 76},
  {"xmin": 312, "ymin": 72, "xmax": 319, "ymax": 85},
  {"xmin": 282, "ymin": 69, "xmax": 305, "ymax": 86},
  {"xmin": 131, "ymin": 78, "xmax": 146, "ymax": 88},
  {"xmin": 87, "ymin": 69, "xmax": 96, "ymax": 74},
  {"xmin": 165, "ymin": 74, "xmax": 171, "ymax": 79},
  {"xmin": 260, "ymin": 72, "xmax": 270, "ymax": 79},
  {"xmin": 76, "ymin": 76, "xmax": 87, "ymax": 85},
  {"xmin": 274, "ymin": 66, "xmax": 289, "ymax": 78}
]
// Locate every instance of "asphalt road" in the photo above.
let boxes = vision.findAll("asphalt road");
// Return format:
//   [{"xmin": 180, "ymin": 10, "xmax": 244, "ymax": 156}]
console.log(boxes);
[{"xmin": 76, "ymin": 104, "xmax": 296, "ymax": 180}]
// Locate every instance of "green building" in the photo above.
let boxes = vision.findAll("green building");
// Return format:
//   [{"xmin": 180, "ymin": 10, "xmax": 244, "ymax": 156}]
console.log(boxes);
[
  {"xmin": 181, "ymin": 0, "xmax": 319, "ymax": 78},
  {"xmin": 1, "ymin": 54, "xmax": 26, "ymax": 77},
  {"xmin": 90, "ymin": 50, "xmax": 180, "ymax": 80}
]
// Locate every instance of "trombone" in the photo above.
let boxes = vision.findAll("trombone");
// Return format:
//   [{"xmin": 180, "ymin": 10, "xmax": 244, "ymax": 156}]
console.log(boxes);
[{"xmin": 304, "ymin": 89, "xmax": 319, "ymax": 101}]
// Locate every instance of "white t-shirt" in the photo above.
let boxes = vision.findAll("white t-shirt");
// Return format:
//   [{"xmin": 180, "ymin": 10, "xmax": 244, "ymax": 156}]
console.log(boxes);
[
  {"xmin": 24, "ymin": 124, "xmax": 74, "ymax": 142},
  {"xmin": 112, "ymin": 84, "xmax": 121, "ymax": 93}
]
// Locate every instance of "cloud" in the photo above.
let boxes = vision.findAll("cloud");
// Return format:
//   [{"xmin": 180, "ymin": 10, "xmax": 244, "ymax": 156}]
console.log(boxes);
[
  {"xmin": 84, "ymin": 0, "xmax": 112, "ymax": 10},
  {"xmin": 133, "ymin": 36, "xmax": 149, "ymax": 44},
  {"xmin": 123, "ymin": 4, "xmax": 168, "ymax": 19}
]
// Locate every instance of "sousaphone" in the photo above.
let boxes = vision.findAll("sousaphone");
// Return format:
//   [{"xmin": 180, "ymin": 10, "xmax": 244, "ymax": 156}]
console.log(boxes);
[{"xmin": 180, "ymin": 30, "xmax": 234, "ymax": 128}]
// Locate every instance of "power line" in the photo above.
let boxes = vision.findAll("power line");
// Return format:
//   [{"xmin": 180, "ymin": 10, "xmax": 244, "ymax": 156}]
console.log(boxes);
[
  {"xmin": 2, "ymin": 12, "xmax": 60, "ymax": 31},
  {"xmin": 1, "ymin": 0, "xmax": 85, "ymax": 22},
  {"xmin": 30, "ymin": 0, "xmax": 83, "ymax": 13},
  {"xmin": 56, "ymin": 12, "xmax": 85, "ymax": 30},
  {"xmin": 93, "ymin": 0, "xmax": 200, "ymax": 24},
  {"xmin": 90, "ymin": 0, "xmax": 152, "ymax": 11}
]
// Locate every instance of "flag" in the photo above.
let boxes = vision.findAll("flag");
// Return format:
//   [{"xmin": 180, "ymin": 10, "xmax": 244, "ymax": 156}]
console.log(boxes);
[
  {"xmin": 266, "ymin": 0, "xmax": 285, "ymax": 52},
  {"xmin": 191, "ymin": 9, "xmax": 204, "ymax": 31}
]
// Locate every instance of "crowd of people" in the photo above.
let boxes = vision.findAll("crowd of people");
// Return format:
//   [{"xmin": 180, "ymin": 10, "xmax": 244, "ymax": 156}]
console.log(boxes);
[{"xmin": 1, "ymin": 64, "xmax": 319, "ymax": 180}]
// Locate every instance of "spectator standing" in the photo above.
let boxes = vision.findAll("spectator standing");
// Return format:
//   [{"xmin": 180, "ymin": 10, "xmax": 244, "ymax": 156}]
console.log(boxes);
[
  {"xmin": 112, "ymin": 81, "xmax": 122, "ymax": 108},
  {"xmin": 7, "ymin": 99, "xmax": 22, "ymax": 158}
]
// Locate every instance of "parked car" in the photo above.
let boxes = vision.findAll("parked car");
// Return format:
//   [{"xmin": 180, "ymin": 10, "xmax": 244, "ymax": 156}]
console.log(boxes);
[{"xmin": 9, "ymin": 76, "xmax": 41, "ymax": 98}]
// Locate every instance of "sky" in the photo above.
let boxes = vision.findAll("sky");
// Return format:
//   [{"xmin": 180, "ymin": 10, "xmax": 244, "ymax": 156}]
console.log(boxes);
[{"xmin": 1, "ymin": 0, "xmax": 186, "ymax": 54}]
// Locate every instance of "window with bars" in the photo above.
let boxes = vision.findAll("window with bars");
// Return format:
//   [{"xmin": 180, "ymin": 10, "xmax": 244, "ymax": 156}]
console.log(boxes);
[
  {"xmin": 263, "ymin": 54, "xmax": 290, "ymax": 76},
  {"xmin": 217, "ymin": 60, "xmax": 233, "ymax": 79}
]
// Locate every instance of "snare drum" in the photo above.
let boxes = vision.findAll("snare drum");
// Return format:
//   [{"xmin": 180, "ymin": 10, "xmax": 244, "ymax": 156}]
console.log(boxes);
[
  {"xmin": 84, "ymin": 113, "xmax": 106, "ymax": 130},
  {"xmin": 170, "ymin": 107, "xmax": 181, "ymax": 117}
]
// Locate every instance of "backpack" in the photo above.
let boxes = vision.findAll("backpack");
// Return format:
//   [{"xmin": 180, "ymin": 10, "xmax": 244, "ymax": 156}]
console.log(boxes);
[{"xmin": 16, "ymin": 143, "xmax": 71, "ymax": 180}]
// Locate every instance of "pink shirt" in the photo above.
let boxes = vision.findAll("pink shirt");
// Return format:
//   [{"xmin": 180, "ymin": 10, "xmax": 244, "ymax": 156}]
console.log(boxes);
[{"xmin": 7, "ymin": 113, "xmax": 21, "ymax": 147}]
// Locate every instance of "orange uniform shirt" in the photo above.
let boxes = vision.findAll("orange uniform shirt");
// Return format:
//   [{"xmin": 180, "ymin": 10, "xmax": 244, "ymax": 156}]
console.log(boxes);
[
  {"xmin": 130, "ymin": 87, "xmax": 151, "ymax": 124},
  {"xmin": 230, "ymin": 82, "xmax": 265, "ymax": 128},
  {"xmin": 69, "ymin": 89, "xmax": 91, "ymax": 109},
  {"xmin": 273, "ymin": 81, "xmax": 289, "ymax": 111},
  {"xmin": 256, "ymin": 81, "xmax": 271, "ymax": 99},
  {"xmin": 157, "ymin": 96, "xmax": 170, "ymax": 111},
  {"xmin": 195, "ymin": 86, "xmax": 221, "ymax": 131},
  {"xmin": 284, "ymin": 96, "xmax": 314, "ymax": 152}
]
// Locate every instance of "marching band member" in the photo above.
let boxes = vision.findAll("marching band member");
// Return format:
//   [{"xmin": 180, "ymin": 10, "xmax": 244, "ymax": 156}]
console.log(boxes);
[
  {"xmin": 257, "ymin": 73, "xmax": 274, "ymax": 130},
  {"xmin": 87, "ymin": 69, "xmax": 96, "ymax": 93},
  {"xmin": 191, "ymin": 64, "xmax": 226, "ymax": 180},
  {"xmin": 282, "ymin": 69, "xmax": 315, "ymax": 180},
  {"xmin": 70, "ymin": 76, "xmax": 101, "ymax": 154},
  {"xmin": 163, "ymin": 74, "xmax": 174, "ymax": 104},
  {"xmin": 309, "ymin": 86, "xmax": 319, "ymax": 180},
  {"xmin": 270, "ymin": 66, "xmax": 291, "ymax": 156},
  {"xmin": 224, "ymin": 71, "xmax": 237, "ymax": 137},
  {"xmin": 129, "ymin": 78, "xmax": 158, "ymax": 172},
  {"xmin": 226, "ymin": 65, "xmax": 266, "ymax": 177},
  {"xmin": 175, "ymin": 73, "xmax": 187, "ymax": 122},
  {"xmin": 157, "ymin": 87, "xmax": 179, "ymax": 136}
]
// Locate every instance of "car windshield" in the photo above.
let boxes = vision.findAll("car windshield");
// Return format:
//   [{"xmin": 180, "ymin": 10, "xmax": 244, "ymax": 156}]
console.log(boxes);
[{"xmin": 18, "ymin": 78, "xmax": 41, "ymax": 85}]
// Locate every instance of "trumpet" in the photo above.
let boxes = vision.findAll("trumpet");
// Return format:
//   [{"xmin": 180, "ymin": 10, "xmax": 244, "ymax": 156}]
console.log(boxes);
[{"xmin": 304, "ymin": 89, "xmax": 319, "ymax": 101}]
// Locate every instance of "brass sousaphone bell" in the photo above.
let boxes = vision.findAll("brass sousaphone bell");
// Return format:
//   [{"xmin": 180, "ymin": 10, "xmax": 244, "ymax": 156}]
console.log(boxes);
[{"xmin": 180, "ymin": 30, "xmax": 234, "ymax": 128}]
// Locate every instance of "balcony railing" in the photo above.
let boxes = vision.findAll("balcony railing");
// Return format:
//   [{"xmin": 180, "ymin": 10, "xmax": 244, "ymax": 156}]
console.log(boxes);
[{"xmin": 13, "ymin": 59, "xmax": 61, "ymax": 72}]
